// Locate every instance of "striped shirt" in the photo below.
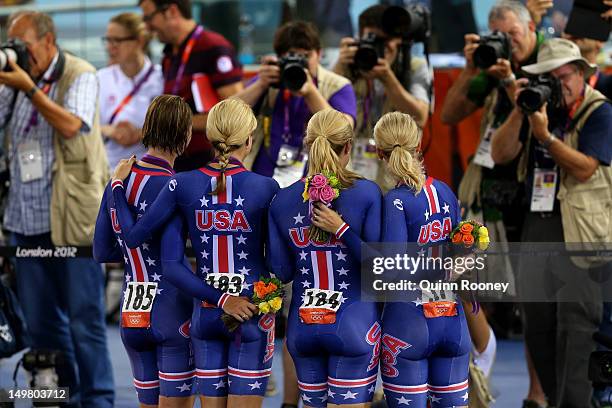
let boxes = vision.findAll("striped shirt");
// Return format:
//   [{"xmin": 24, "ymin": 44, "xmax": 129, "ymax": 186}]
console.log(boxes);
[{"xmin": 0, "ymin": 52, "xmax": 98, "ymax": 235}]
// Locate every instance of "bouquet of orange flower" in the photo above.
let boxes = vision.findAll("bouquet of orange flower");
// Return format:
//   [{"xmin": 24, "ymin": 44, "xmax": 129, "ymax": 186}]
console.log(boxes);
[
  {"xmin": 302, "ymin": 172, "xmax": 341, "ymax": 242},
  {"xmin": 221, "ymin": 278, "xmax": 284, "ymax": 332},
  {"xmin": 451, "ymin": 220, "xmax": 490, "ymax": 251}
]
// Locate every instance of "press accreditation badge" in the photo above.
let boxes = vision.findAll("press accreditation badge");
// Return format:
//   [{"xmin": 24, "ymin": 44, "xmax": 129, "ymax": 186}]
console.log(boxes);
[
  {"xmin": 17, "ymin": 141, "xmax": 43, "ymax": 183},
  {"xmin": 472, "ymin": 126, "xmax": 496, "ymax": 169},
  {"xmin": 299, "ymin": 288, "xmax": 342, "ymax": 325},
  {"xmin": 351, "ymin": 138, "xmax": 378, "ymax": 181},
  {"xmin": 121, "ymin": 282, "xmax": 158, "ymax": 328},
  {"xmin": 530, "ymin": 168, "xmax": 557, "ymax": 212},
  {"xmin": 273, "ymin": 144, "xmax": 307, "ymax": 188}
]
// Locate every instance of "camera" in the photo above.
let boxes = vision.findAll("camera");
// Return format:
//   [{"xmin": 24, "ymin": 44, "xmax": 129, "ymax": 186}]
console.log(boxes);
[
  {"xmin": 21, "ymin": 349, "xmax": 65, "ymax": 407},
  {"xmin": 277, "ymin": 53, "xmax": 308, "ymax": 92},
  {"xmin": 381, "ymin": 4, "xmax": 431, "ymax": 43},
  {"xmin": 353, "ymin": 32, "xmax": 386, "ymax": 72},
  {"xmin": 473, "ymin": 31, "xmax": 511, "ymax": 70},
  {"xmin": 517, "ymin": 75, "xmax": 563, "ymax": 114},
  {"xmin": 0, "ymin": 39, "xmax": 29, "ymax": 73}
]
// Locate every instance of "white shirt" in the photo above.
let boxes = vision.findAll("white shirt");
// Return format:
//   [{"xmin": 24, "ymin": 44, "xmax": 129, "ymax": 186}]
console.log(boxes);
[{"xmin": 97, "ymin": 57, "xmax": 163, "ymax": 170}]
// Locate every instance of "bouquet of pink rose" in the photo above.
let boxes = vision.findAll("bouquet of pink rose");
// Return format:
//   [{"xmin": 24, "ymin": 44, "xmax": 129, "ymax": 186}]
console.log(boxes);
[{"xmin": 302, "ymin": 172, "xmax": 341, "ymax": 243}]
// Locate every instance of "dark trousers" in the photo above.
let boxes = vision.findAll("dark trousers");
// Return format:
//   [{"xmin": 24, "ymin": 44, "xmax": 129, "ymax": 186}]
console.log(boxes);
[
  {"xmin": 519, "ymin": 212, "xmax": 602, "ymax": 408},
  {"xmin": 11, "ymin": 233, "xmax": 114, "ymax": 408}
]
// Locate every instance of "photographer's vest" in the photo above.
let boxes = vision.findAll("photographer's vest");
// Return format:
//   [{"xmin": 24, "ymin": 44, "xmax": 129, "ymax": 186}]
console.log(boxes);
[
  {"xmin": 457, "ymin": 89, "xmax": 500, "ymax": 209},
  {"xmin": 348, "ymin": 58, "xmax": 426, "ymax": 192},
  {"xmin": 50, "ymin": 53, "xmax": 109, "ymax": 245},
  {"xmin": 243, "ymin": 65, "xmax": 351, "ymax": 170},
  {"xmin": 521, "ymin": 86, "xmax": 612, "ymax": 268}
]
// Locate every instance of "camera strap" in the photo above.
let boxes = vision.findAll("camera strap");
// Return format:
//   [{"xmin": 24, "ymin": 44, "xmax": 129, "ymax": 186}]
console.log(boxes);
[{"xmin": 23, "ymin": 50, "xmax": 66, "ymax": 134}]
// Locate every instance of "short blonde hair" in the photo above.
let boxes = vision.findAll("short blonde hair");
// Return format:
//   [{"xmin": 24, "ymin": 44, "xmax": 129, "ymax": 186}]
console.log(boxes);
[
  {"xmin": 373, "ymin": 112, "xmax": 425, "ymax": 193},
  {"xmin": 206, "ymin": 98, "xmax": 257, "ymax": 193},
  {"xmin": 110, "ymin": 12, "xmax": 152, "ymax": 54},
  {"xmin": 304, "ymin": 109, "xmax": 361, "ymax": 188}
]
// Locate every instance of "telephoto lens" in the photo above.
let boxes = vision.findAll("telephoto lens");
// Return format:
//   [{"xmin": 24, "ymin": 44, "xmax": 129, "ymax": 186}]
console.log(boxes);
[
  {"xmin": 473, "ymin": 31, "xmax": 511, "ymax": 70},
  {"xmin": 278, "ymin": 53, "xmax": 308, "ymax": 92}
]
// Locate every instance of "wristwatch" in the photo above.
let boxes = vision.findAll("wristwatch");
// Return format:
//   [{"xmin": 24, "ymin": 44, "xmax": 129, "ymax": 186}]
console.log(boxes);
[
  {"xmin": 500, "ymin": 73, "xmax": 516, "ymax": 88},
  {"xmin": 540, "ymin": 133, "xmax": 556, "ymax": 149},
  {"xmin": 24, "ymin": 84, "xmax": 39, "ymax": 100}
]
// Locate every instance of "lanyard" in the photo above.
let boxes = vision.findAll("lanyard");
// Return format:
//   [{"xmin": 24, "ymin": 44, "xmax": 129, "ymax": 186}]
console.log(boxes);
[
  {"xmin": 282, "ymin": 89, "xmax": 292, "ymax": 144},
  {"xmin": 141, "ymin": 154, "xmax": 175, "ymax": 174},
  {"xmin": 170, "ymin": 25, "xmax": 204, "ymax": 95},
  {"xmin": 109, "ymin": 64, "xmax": 155, "ymax": 124},
  {"xmin": 362, "ymin": 79, "xmax": 373, "ymax": 132},
  {"xmin": 24, "ymin": 82, "xmax": 53, "ymax": 134}
]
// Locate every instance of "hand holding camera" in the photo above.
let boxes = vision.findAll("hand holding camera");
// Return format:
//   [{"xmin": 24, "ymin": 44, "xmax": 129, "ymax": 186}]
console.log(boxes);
[
  {"xmin": 257, "ymin": 55, "xmax": 280, "ymax": 89},
  {"xmin": 0, "ymin": 39, "xmax": 33, "ymax": 92},
  {"xmin": 336, "ymin": 37, "xmax": 358, "ymax": 72}
]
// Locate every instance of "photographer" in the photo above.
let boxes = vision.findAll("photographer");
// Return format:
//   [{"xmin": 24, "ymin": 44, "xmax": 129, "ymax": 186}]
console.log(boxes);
[
  {"xmin": 236, "ymin": 21, "xmax": 356, "ymax": 187},
  {"xmin": 0, "ymin": 11, "xmax": 113, "ymax": 407},
  {"xmin": 491, "ymin": 38, "xmax": 612, "ymax": 407},
  {"xmin": 332, "ymin": 4, "xmax": 430, "ymax": 189},
  {"xmin": 441, "ymin": 0, "xmax": 544, "ymax": 256}
]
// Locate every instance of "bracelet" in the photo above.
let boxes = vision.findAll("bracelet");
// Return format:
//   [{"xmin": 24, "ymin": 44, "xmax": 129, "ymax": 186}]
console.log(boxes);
[
  {"xmin": 24, "ymin": 84, "xmax": 38, "ymax": 100},
  {"xmin": 540, "ymin": 133, "xmax": 556, "ymax": 149}
]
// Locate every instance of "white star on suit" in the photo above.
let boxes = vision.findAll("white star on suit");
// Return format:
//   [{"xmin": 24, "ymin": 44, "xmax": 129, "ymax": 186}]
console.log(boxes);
[
  {"xmin": 117, "ymin": 236, "xmax": 123, "ymax": 246},
  {"xmin": 462, "ymin": 392, "xmax": 469, "ymax": 401},
  {"xmin": 302, "ymin": 281, "xmax": 311, "ymax": 288},
  {"xmin": 327, "ymin": 389, "xmax": 336, "ymax": 398},
  {"xmin": 201, "ymin": 250, "xmax": 209, "ymax": 259},
  {"xmin": 200, "ymin": 195, "xmax": 209, "ymax": 207},
  {"xmin": 299, "ymin": 251, "xmax": 308, "ymax": 261},
  {"xmin": 235, "ymin": 196, "xmax": 244, "ymax": 206},
  {"xmin": 151, "ymin": 273, "xmax": 161, "ymax": 282},
  {"xmin": 145, "ymin": 257, "xmax": 156, "ymax": 266},
  {"xmin": 368, "ymin": 385, "xmax": 375, "ymax": 393},
  {"xmin": 301, "ymin": 394, "xmax": 312, "ymax": 403},
  {"xmin": 442, "ymin": 202, "xmax": 450, "ymax": 214},
  {"xmin": 337, "ymin": 267, "xmax": 348, "ymax": 275},
  {"xmin": 430, "ymin": 395, "xmax": 441, "ymax": 404},
  {"xmin": 397, "ymin": 395, "xmax": 412, "ymax": 405},
  {"xmin": 156, "ymin": 288, "xmax": 164, "ymax": 295},
  {"xmin": 123, "ymin": 256, "xmax": 129, "ymax": 264},
  {"xmin": 139, "ymin": 200, "xmax": 148, "ymax": 211},
  {"xmin": 237, "ymin": 251, "xmax": 248, "ymax": 260},
  {"xmin": 341, "ymin": 390, "xmax": 357, "ymax": 400},
  {"xmin": 336, "ymin": 251, "xmax": 347, "ymax": 261},
  {"xmin": 242, "ymin": 282, "xmax": 252, "ymax": 291},
  {"xmin": 201, "ymin": 266, "xmax": 210, "ymax": 274},
  {"xmin": 339, "ymin": 294, "xmax": 347, "ymax": 305},
  {"xmin": 412, "ymin": 299, "xmax": 425, "ymax": 307},
  {"xmin": 319, "ymin": 394, "xmax": 328, "ymax": 402},
  {"xmin": 338, "ymin": 281, "xmax": 350, "ymax": 290},
  {"xmin": 200, "ymin": 234, "xmax": 209, "ymax": 243},
  {"xmin": 213, "ymin": 380, "xmax": 225, "ymax": 389},
  {"xmin": 424, "ymin": 210, "xmax": 430, "ymax": 221},
  {"xmin": 293, "ymin": 213, "xmax": 305, "ymax": 224},
  {"xmin": 300, "ymin": 267, "xmax": 309, "ymax": 275},
  {"xmin": 176, "ymin": 383, "xmax": 191, "ymax": 392},
  {"xmin": 125, "ymin": 274, "xmax": 131, "ymax": 282},
  {"xmin": 141, "ymin": 242, "xmax": 149, "ymax": 251},
  {"xmin": 238, "ymin": 266, "xmax": 250, "ymax": 275},
  {"xmin": 248, "ymin": 381, "xmax": 262, "ymax": 390},
  {"xmin": 237, "ymin": 235, "xmax": 247, "ymax": 245}
]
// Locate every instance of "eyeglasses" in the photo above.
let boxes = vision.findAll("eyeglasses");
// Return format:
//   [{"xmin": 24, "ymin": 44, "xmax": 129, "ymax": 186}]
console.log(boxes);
[
  {"xmin": 142, "ymin": 5, "xmax": 169, "ymax": 23},
  {"xmin": 102, "ymin": 36, "xmax": 137, "ymax": 46}
]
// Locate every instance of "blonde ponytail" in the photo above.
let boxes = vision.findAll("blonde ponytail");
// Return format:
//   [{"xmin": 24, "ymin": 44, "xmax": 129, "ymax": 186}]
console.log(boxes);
[
  {"xmin": 373, "ymin": 112, "xmax": 425, "ymax": 193},
  {"xmin": 206, "ymin": 98, "xmax": 257, "ymax": 194},
  {"xmin": 304, "ymin": 109, "xmax": 362, "ymax": 188}
]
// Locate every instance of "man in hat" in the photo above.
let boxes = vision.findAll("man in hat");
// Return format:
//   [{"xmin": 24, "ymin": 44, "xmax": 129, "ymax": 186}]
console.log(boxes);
[{"xmin": 491, "ymin": 37, "xmax": 612, "ymax": 407}]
